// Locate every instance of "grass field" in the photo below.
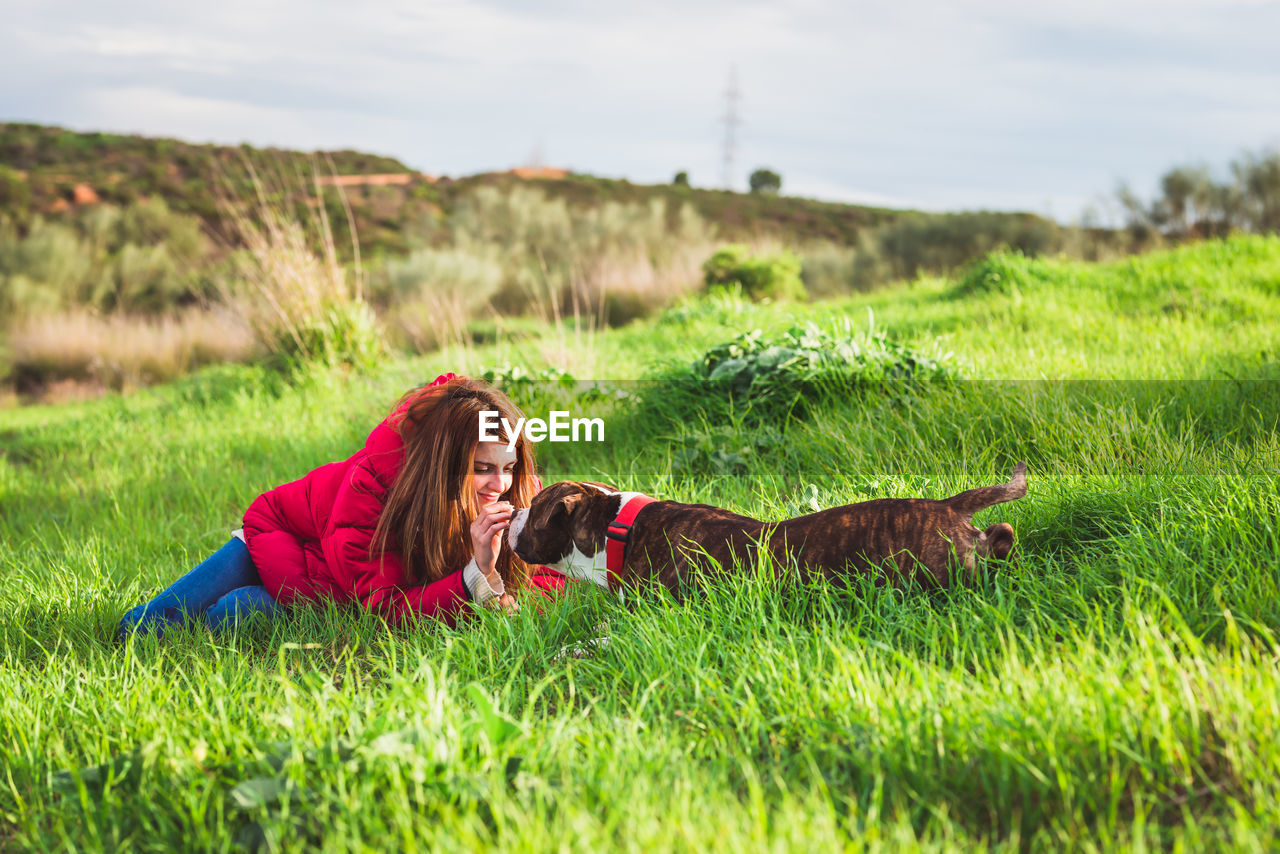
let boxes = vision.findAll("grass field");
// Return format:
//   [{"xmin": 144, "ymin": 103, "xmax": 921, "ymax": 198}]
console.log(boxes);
[{"xmin": 1, "ymin": 235, "xmax": 1278, "ymax": 851}]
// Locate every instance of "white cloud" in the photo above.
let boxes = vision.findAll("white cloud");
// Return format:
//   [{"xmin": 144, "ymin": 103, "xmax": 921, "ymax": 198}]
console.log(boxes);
[
  {"xmin": 2, "ymin": 0, "xmax": 1278, "ymax": 216},
  {"xmin": 76, "ymin": 86, "xmax": 319, "ymax": 146}
]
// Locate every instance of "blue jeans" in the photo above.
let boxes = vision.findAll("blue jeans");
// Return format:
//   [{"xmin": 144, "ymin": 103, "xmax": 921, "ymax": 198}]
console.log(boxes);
[{"xmin": 118, "ymin": 538, "xmax": 278, "ymax": 639}]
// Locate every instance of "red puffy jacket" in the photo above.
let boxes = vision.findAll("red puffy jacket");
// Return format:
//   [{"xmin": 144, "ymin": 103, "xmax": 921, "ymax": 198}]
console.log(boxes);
[{"xmin": 241, "ymin": 374, "xmax": 566, "ymax": 625}]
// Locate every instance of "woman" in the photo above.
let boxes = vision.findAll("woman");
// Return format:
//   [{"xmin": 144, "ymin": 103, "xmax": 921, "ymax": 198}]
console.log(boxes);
[{"xmin": 118, "ymin": 373, "xmax": 564, "ymax": 638}]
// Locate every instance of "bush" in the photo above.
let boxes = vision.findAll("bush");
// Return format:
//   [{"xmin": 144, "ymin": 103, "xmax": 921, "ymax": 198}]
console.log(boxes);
[
  {"xmin": 463, "ymin": 315, "xmax": 546, "ymax": 346},
  {"xmin": 697, "ymin": 321, "xmax": 958, "ymax": 402},
  {"xmin": 1, "ymin": 219, "xmax": 92, "ymax": 310},
  {"xmin": 100, "ymin": 243, "xmax": 182, "ymax": 312},
  {"xmin": 702, "ymin": 244, "xmax": 806, "ymax": 302},
  {"xmin": 221, "ymin": 170, "xmax": 386, "ymax": 370},
  {"xmin": 450, "ymin": 185, "xmax": 711, "ymax": 323},
  {"xmin": 872, "ymin": 212, "xmax": 1061, "ymax": 281},
  {"xmin": 376, "ymin": 246, "xmax": 504, "ymax": 351},
  {"xmin": 648, "ymin": 319, "xmax": 961, "ymax": 425},
  {"xmin": 293, "ymin": 301, "xmax": 384, "ymax": 370},
  {"xmin": 799, "ymin": 242, "xmax": 859, "ymax": 297},
  {"xmin": 0, "ymin": 202, "xmax": 214, "ymax": 319}
]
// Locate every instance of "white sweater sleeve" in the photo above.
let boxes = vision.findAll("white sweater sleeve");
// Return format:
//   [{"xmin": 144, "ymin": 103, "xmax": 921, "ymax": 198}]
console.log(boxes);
[{"xmin": 461, "ymin": 558, "xmax": 506, "ymax": 605}]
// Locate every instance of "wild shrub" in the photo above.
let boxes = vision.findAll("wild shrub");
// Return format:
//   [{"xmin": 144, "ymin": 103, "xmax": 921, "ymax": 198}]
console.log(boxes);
[
  {"xmin": 702, "ymin": 244, "xmax": 806, "ymax": 301},
  {"xmin": 479, "ymin": 364, "xmax": 579, "ymax": 414},
  {"xmin": 219, "ymin": 161, "xmax": 385, "ymax": 370},
  {"xmin": 0, "ymin": 202, "xmax": 213, "ymax": 318},
  {"xmin": 462, "ymin": 315, "xmax": 546, "ymax": 346},
  {"xmin": 649, "ymin": 318, "xmax": 960, "ymax": 425},
  {"xmin": 99, "ymin": 243, "xmax": 182, "ymax": 312},
  {"xmin": 799, "ymin": 242, "xmax": 859, "ymax": 297},
  {"xmin": 869, "ymin": 212, "xmax": 1061, "ymax": 282},
  {"xmin": 375, "ymin": 246, "xmax": 505, "ymax": 351},
  {"xmin": 0, "ymin": 219, "xmax": 92, "ymax": 311},
  {"xmin": 452, "ymin": 186, "xmax": 711, "ymax": 325},
  {"xmin": 584, "ymin": 241, "xmax": 708, "ymax": 326},
  {"xmin": 293, "ymin": 301, "xmax": 384, "ymax": 370},
  {"xmin": 116, "ymin": 197, "xmax": 206, "ymax": 255}
]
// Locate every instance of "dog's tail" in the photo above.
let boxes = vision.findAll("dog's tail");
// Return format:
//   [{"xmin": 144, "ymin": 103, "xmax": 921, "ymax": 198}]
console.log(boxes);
[{"xmin": 944, "ymin": 461, "xmax": 1027, "ymax": 522}]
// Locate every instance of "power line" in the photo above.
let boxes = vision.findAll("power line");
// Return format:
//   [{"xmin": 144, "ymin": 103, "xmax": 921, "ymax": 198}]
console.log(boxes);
[{"xmin": 721, "ymin": 66, "xmax": 741, "ymax": 191}]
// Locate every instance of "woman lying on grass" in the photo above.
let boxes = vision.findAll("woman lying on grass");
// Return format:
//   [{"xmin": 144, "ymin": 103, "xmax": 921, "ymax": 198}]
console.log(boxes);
[{"xmin": 118, "ymin": 374, "xmax": 564, "ymax": 639}]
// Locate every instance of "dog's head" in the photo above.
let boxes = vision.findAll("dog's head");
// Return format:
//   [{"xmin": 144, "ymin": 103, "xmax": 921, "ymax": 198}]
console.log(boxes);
[{"xmin": 508, "ymin": 481, "xmax": 623, "ymax": 583}]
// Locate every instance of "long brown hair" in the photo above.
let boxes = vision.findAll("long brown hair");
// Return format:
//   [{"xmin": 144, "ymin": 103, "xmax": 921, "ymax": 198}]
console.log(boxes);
[{"xmin": 371, "ymin": 376, "xmax": 538, "ymax": 588}]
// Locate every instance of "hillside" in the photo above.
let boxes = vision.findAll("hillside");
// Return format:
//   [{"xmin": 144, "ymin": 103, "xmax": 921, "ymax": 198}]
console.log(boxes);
[
  {"xmin": 0, "ymin": 122, "xmax": 1063, "ymax": 252},
  {"xmin": 0, "ymin": 122, "xmax": 1158, "ymax": 404}
]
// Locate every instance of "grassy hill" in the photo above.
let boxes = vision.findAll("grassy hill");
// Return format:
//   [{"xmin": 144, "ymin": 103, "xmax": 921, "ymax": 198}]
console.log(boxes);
[{"xmin": 1, "ymin": 236, "xmax": 1277, "ymax": 849}]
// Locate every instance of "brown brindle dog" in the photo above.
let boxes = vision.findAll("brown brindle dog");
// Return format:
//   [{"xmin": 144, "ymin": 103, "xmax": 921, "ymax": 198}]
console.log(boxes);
[{"xmin": 507, "ymin": 463, "xmax": 1027, "ymax": 594}]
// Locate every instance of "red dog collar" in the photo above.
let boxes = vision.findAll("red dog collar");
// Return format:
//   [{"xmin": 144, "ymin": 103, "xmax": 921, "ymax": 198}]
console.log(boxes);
[{"xmin": 606, "ymin": 494, "xmax": 656, "ymax": 577}]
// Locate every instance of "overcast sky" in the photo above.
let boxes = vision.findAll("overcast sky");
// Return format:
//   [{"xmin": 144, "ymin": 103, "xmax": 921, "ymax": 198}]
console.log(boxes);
[{"xmin": 3, "ymin": 0, "xmax": 1279, "ymax": 221}]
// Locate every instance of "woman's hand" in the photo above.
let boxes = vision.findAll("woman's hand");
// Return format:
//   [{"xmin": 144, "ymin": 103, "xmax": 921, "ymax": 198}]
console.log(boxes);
[{"xmin": 470, "ymin": 500, "xmax": 513, "ymax": 582}]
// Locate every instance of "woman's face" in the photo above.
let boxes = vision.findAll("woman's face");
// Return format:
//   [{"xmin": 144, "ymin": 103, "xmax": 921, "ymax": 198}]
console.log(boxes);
[{"xmin": 472, "ymin": 440, "xmax": 518, "ymax": 510}]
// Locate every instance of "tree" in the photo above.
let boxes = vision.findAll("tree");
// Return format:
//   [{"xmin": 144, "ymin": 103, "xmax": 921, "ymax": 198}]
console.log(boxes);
[
  {"xmin": 1160, "ymin": 165, "xmax": 1212, "ymax": 235},
  {"xmin": 749, "ymin": 168, "xmax": 781, "ymax": 195},
  {"xmin": 672, "ymin": 171, "xmax": 690, "ymax": 187},
  {"xmin": 1235, "ymin": 149, "xmax": 1280, "ymax": 233}
]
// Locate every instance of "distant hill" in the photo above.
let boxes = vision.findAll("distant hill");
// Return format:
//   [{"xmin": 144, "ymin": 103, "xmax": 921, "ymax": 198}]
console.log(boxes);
[
  {"xmin": 0, "ymin": 122, "xmax": 429, "ymax": 249},
  {"xmin": 0, "ymin": 122, "xmax": 1059, "ymax": 255}
]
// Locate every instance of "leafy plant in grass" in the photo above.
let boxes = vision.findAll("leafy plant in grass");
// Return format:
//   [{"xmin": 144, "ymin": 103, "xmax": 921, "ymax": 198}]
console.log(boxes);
[
  {"xmin": 669, "ymin": 425, "xmax": 786, "ymax": 475},
  {"xmin": 481, "ymin": 364, "xmax": 635, "ymax": 419},
  {"xmin": 701, "ymin": 244, "xmax": 807, "ymax": 302},
  {"xmin": 480, "ymin": 364, "xmax": 577, "ymax": 412},
  {"xmin": 665, "ymin": 318, "xmax": 960, "ymax": 424}
]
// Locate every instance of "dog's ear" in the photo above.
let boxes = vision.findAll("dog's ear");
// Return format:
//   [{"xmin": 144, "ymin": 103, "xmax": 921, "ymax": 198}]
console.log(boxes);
[
  {"xmin": 557, "ymin": 492, "xmax": 605, "ymax": 559},
  {"xmin": 547, "ymin": 492, "xmax": 582, "ymax": 525},
  {"xmin": 569, "ymin": 490, "xmax": 620, "ymax": 558}
]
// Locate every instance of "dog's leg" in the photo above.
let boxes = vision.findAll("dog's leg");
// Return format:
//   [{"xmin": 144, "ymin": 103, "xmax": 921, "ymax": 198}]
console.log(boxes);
[{"xmin": 975, "ymin": 522, "xmax": 1016, "ymax": 560}]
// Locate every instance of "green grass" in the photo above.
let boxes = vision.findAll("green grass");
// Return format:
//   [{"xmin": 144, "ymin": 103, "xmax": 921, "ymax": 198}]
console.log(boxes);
[{"xmin": 1, "ymin": 235, "xmax": 1278, "ymax": 851}]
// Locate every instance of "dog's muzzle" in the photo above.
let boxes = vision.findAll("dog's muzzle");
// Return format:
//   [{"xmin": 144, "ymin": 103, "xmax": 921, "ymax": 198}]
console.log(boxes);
[{"xmin": 507, "ymin": 507, "xmax": 529, "ymax": 555}]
